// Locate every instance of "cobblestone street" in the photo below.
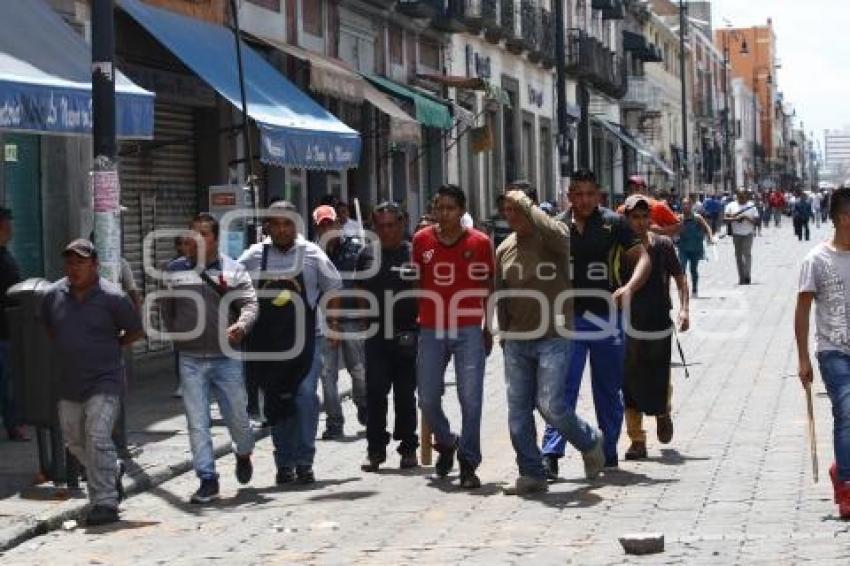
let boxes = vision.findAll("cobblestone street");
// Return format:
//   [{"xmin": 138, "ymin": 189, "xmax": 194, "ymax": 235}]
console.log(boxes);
[{"xmin": 2, "ymin": 223, "xmax": 848, "ymax": 564}]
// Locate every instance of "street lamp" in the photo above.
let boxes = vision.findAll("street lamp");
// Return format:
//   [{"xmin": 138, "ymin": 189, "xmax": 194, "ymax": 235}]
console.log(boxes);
[{"xmin": 721, "ymin": 29, "xmax": 748, "ymax": 192}]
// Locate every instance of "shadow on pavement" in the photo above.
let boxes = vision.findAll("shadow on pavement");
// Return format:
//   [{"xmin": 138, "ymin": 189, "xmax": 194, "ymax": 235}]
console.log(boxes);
[
  {"xmin": 84, "ymin": 519, "xmax": 161, "ymax": 535},
  {"xmin": 515, "ymin": 485, "xmax": 603, "ymax": 509},
  {"xmin": 18, "ymin": 485, "xmax": 85, "ymax": 502},
  {"xmin": 645, "ymin": 448, "xmax": 711, "ymax": 466},
  {"xmin": 308, "ymin": 490, "xmax": 378, "ymax": 502},
  {"xmin": 374, "ymin": 466, "xmax": 433, "ymax": 478},
  {"xmin": 425, "ymin": 477, "xmax": 508, "ymax": 497}
]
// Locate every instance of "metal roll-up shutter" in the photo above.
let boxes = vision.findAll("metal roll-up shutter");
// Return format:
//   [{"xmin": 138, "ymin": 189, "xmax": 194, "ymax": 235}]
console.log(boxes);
[{"xmin": 120, "ymin": 101, "xmax": 199, "ymax": 353}]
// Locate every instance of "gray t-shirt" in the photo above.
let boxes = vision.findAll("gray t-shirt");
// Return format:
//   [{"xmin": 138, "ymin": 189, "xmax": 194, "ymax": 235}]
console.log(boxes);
[
  {"xmin": 41, "ymin": 277, "xmax": 142, "ymax": 401},
  {"xmin": 799, "ymin": 242, "xmax": 850, "ymax": 354},
  {"xmin": 237, "ymin": 236, "xmax": 342, "ymax": 336}
]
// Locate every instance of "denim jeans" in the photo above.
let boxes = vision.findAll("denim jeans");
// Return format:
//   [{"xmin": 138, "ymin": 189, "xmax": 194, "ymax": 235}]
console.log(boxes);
[
  {"xmin": 417, "ymin": 326, "xmax": 485, "ymax": 468},
  {"xmin": 179, "ymin": 354, "xmax": 255, "ymax": 480},
  {"xmin": 504, "ymin": 338, "xmax": 598, "ymax": 479},
  {"xmin": 678, "ymin": 248, "xmax": 702, "ymax": 293},
  {"xmin": 0, "ymin": 340, "xmax": 19, "ymax": 432},
  {"xmin": 817, "ymin": 350, "xmax": 850, "ymax": 483},
  {"xmin": 542, "ymin": 313, "xmax": 625, "ymax": 462},
  {"xmin": 58, "ymin": 394, "xmax": 121, "ymax": 507},
  {"xmin": 272, "ymin": 336, "xmax": 323, "ymax": 470},
  {"xmin": 320, "ymin": 321, "xmax": 366, "ymax": 431}
]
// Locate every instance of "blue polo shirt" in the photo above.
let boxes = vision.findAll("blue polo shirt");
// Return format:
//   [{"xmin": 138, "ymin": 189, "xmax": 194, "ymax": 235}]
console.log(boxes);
[{"xmin": 41, "ymin": 277, "xmax": 142, "ymax": 401}]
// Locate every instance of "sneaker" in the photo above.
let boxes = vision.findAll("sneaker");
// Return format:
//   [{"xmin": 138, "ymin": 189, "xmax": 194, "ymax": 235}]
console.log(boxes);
[
  {"xmin": 190, "ymin": 478, "xmax": 220, "ymax": 504},
  {"xmin": 657, "ymin": 415, "xmax": 674, "ymax": 444},
  {"xmin": 235, "ymin": 453, "xmax": 253, "ymax": 485},
  {"xmin": 399, "ymin": 452, "xmax": 419, "ymax": 469},
  {"xmin": 434, "ymin": 441, "xmax": 457, "ymax": 478},
  {"xmin": 625, "ymin": 441, "xmax": 648, "ymax": 461},
  {"xmin": 86, "ymin": 504, "xmax": 119, "ymax": 526},
  {"xmin": 6, "ymin": 426, "xmax": 29, "ymax": 442},
  {"xmin": 506, "ymin": 475, "xmax": 549, "ymax": 496},
  {"xmin": 581, "ymin": 431, "xmax": 605, "ymax": 480},
  {"xmin": 295, "ymin": 466, "xmax": 315, "ymax": 484},
  {"xmin": 458, "ymin": 455, "xmax": 481, "ymax": 489},
  {"xmin": 604, "ymin": 455, "xmax": 619, "ymax": 469},
  {"xmin": 543, "ymin": 455, "xmax": 559, "ymax": 481},
  {"xmin": 357, "ymin": 406, "xmax": 368, "ymax": 427},
  {"xmin": 321, "ymin": 428, "xmax": 344, "ymax": 441},
  {"xmin": 361, "ymin": 453, "xmax": 386, "ymax": 473},
  {"xmin": 276, "ymin": 467, "xmax": 296, "ymax": 485}
]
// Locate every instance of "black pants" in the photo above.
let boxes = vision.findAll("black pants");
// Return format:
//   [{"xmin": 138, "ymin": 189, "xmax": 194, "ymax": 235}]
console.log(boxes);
[
  {"xmin": 793, "ymin": 217, "xmax": 810, "ymax": 241},
  {"xmin": 365, "ymin": 337, "xmax": 418, "ymax": 457}
]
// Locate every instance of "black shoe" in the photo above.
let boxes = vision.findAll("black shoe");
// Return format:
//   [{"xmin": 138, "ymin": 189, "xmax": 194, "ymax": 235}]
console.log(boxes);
[
  {"xmin": 357, "ymin": 406, "xmax": 368, "ymax": 427},
  {"xmin": 543, "ymin": 455, "xmax": 559, "ymax": 481},
  {"xmin": 116, "ymin": 460, "xmax": 125, "ymax": 503},
  {"xmin": 604, "ymin": 455, "xmax": 619, "ymax": 469},
  {"xmin": 321, "ymin": 427, "xmax": 344, "ymax": 441},
  {"xmin": 235, "ymin": 453, "xmax": 253, "ymax": 485},
  {"xmin": 458, "ymin": 455, "xmax": 481, "ymax": 489},
  {"xmin": 190, "ymin": 478, "xmax": 220, "ymax": 504},
  {"xmin": 276, "ymin": 467, "xmax": 296, "ymax": 485},
  {"xmin": 361, "ymin": 453, "xmax": 386, "ymax": 473},
  {"xmin": 399, "ymin": 452, "xmax": 419, "ymax": 469},
  {"xmin": 434, "ymin": 441, "xmax": 457, "ymax": 478},
  {"xmin": 295, "ymin": 466, "xmax": 315, "ymax": 484},
  {"xmin": 86, "ymin": 504, "xmax": 119, "ymax": 526}
]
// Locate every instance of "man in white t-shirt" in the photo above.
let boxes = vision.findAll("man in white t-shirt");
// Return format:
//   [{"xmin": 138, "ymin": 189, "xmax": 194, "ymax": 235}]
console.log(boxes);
[
  {"xmin": 795, "ymin": 186, "xmax": 850, "ymax": 519},
  {"xmin": 724, "ymin": 190, "xmax": 760, "ymax": 284},
  {"xmin": 811, "ymin": 191, "xmax": 823, "ymax": 228}
]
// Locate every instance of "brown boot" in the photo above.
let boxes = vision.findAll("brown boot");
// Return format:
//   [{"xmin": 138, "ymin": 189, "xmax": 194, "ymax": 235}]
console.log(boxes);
[
  {"xmin": 624, "ymin": 441, "xmax": 647, "ymax": 461},
  {"xmin": 656, "ymin": 415, "xmax": 674, "ymax": 444}
]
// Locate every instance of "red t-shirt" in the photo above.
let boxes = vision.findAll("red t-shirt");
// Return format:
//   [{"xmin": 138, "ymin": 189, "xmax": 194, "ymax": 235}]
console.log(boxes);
[{"xmin": 412, "ymin": 226, "xmax": 494, "ymax": 330}]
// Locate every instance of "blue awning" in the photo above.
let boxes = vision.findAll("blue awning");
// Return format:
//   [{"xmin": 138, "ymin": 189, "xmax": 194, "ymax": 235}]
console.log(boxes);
[
  {"xmin": 0, "ymin": 0, "xmax": 153, "ymax": 138},
  {"xmin": 119, "ymin": 0, "xmax": 360, "ymax": 170}
]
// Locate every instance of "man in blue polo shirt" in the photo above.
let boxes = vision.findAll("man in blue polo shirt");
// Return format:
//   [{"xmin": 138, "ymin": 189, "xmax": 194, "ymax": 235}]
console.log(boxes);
[{"xmin": 41, "ymin": 239, "xmax": 144, "ymax": 525}]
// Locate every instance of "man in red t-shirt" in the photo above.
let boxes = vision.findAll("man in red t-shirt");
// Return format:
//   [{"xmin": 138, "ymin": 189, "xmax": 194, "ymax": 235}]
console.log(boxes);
[
  {"xmin": 412, "ymin": 184, "xmax": 494, "ymax": 489},
  {"xmin": 618, "ymin": 176, "xmax": 681, "ymax": 237},
  {"xmin": 768, "ymin": 190, "xmax": 786, "ymax": 228}
]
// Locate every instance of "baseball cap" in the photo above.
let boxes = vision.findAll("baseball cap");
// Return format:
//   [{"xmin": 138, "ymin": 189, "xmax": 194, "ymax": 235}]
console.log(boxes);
[
  {"xmin": 62, "ymin": 238, "xmax": 98, "ymax": 259},
  {"xmin": 312, "ymin": 205, "xmax": 337, "ymax": 225},
  {"xmin": 627, "ymin": 175, "xmax": 647, "ymax": 188},
  {"xmin": 623, "ymin": 194, "xmax": 651, "ymax": 212}
]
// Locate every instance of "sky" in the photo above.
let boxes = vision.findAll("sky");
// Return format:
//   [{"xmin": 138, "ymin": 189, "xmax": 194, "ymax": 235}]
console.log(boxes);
[{"xmin": 708, "ymin": 0, "xmax": 850, "ymax": 154}]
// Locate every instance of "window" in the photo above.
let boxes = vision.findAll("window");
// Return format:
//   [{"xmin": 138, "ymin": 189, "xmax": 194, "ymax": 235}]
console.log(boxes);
[
  {"xmin": 389, "ymin": 27, "xmax": 403, "ymax": 66},
  {"xmin": 419, "ymin": 38, "xmax": 440, "ymax": 71},
  {"xmin": 246, "ymin": 0, "xmax": 280, "ymax": 11},
  {"xmin": 302, "ymin": 0, "xmax": 323, "ymax": 37}
]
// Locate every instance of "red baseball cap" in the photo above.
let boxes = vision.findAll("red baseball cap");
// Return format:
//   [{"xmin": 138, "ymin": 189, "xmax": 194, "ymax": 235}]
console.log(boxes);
[{"xmin": 312, "ymin": 205, "xmax": 337, "ymax": 225}]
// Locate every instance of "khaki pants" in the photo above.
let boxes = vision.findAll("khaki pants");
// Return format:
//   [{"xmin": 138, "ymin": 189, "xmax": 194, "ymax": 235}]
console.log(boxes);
[
  {"xmin": 625, "ymin": 385, "xmax": 673, "ymax": 443},
  {"xmin": 58, "ymin": 394, "xmax": 121, "ymax": 508}
]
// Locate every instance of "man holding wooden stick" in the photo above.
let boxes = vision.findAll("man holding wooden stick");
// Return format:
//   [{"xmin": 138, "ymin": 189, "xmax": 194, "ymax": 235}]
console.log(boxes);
[{"xmin": 795, "ymin": 186, "xmax": 850, "ymax": 520}]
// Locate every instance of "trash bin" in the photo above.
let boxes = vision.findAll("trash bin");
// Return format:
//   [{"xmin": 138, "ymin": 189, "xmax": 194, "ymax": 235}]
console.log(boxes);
[{"xmin": 5, "ymin": 278, "xmax": 71, "ymax": 483}]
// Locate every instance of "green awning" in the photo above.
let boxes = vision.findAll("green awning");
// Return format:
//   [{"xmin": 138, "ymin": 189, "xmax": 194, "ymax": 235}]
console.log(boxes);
[
  {"xmin": 485, "ymin": 83, "xmax": 511, "ymax": 107},
  {"xmin": 364, "ymin": 74, "xmax": 453, "ymax": 130}
]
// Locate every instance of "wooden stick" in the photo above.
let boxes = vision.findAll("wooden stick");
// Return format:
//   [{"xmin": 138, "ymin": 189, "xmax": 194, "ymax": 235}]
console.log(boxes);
[
  {"xmin": 420, "ymin": 412, "xmax": 432, "ymax": 466},
  {"xmin": 805, "ymin": 382, "xmax": 819, "ymax": 483}
]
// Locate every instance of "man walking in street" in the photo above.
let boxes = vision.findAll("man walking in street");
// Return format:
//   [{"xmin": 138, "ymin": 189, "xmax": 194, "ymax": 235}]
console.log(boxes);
[
  {"xmin": 618, "ymin": 176, "xmax": 682, "ymax": 237},
  {"xmin": 793, "ymin": 191, "xmax": 813, "ymax": 242},
  {"xmin": 768, "ymin": 190, "xmax": 786, "ymax": 228},
  {"xmin": 495, "ymin": 188, "xmax": 605, "ymax": 494},
  {"xmin": 312, "ymin": 205, "xmax": 367, "ymax": 439},
  {"xmin": 677, "ymin": 198, "xmax": 713, "ymax": 297},
  {"xmin": 239, "ymin": 201, "xmax": 342, "ymax": 486},
  {"xmin": 41, "ymin": 239, "xmax": 144, "ymax": 525},
  {"xmin": 724, "ymin": 190, "xmax": 760, "ymax": 285},
  {"xmin": 413, "ymin": 184, "xmax": 494, "ymax": 489},
  {"xmin": 541, "ymin": 169, "xmax": 651, "ymax": 477},
  {"xmin": 702, "ymin": 194, "xmax": 723, "ymax": 234},
  {"xmin": 621, "ymin": 196, "xmax": 690, "ymax": 460},
  {"xmin": 0, "ymin": 208, "xmax": 28, "ymax": 442},
  {"xmin": 162, "ymin": 214, "xmax": 258, "ymax": 503},
  {"xmin": 356, "ymin": 202, "xmax": 420, "ymax": 472},
  {"xmin": 795, "ymin": 186, "xmax": 850, "ymax": 519}
]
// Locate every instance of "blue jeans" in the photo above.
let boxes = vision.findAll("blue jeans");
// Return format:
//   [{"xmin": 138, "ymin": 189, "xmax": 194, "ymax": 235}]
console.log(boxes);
[
  {"xmin": 320, "ymin": 321, "xmax": 367, "ymax": 430},
  {"xmin": 272, "ymin": 336, "xmax": 323, "ymax": 470},
  {"xmin": 817, "ymin": 350, "xmax": 850, "ymax": 482},
  {"xmin": 179, "ymin": 354, "xmax": 254, "ymax": 480},
  {"xmin": 678, "ymin": 248, "xmax": 702, "ymax": 293},
  {"xmin": 0, "ymin": 340, "xmax": 18, "ymax": 432},
  {"xmin": 542, "ymin": 313, "xmax": 625, "ymax": 462},
  {"xmin": 417, "ymin": 326, "xmax": 486, "ymax": 468},
  {"xmin": 504, "ymin": 338, "xmax": 598, "ymax": 479}
]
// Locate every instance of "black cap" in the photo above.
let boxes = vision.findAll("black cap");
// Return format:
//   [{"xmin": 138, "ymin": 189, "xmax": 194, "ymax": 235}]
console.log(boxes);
[{"xmin": 62, "ymin": 238, "xmax": 97, "ymax": 259}]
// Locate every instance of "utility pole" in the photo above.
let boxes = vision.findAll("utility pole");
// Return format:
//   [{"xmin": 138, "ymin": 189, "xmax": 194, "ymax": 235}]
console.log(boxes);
[
  {"xmin": 555, "ymin": 0, "xmax": 572, "ymax": 204},
  {"xmin": 678, "ymin": 0, "xmax": 689, "ymax": 197},
  {"xmin": 91, "ymin": 0, "xmax": 120, "ymax": 283}
]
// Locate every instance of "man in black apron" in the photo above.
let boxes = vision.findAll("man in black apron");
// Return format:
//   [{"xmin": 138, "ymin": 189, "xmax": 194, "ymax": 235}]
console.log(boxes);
[{"xmin": 238, "ymin": 201, "xmax": 342, "ymax": 485}]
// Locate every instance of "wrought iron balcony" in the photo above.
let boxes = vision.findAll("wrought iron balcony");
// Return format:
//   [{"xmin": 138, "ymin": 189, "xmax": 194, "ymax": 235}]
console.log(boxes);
[
  {"xmin": 431, "ymin": 0, "xmax": 468, "ymax": 32},
  {"xmin": 396, "ymin": 0, "xmax": 439, "ymax": 19},
  {"xmin": 601, "ymin": 0, "xmax": 625, "ymax": 19},
  {"xmin": 522, "ymin": 1, "xmax": 541, "ymax": 60},
  {"xmin": 622, "ymin": 75, "xmax": 663, "ymax": 114},
  {"xmin": 459, "ymin": 0, "xmax": 500, "ymax": 32},
  {"xmin": 623, "ymin": 30, "xmax": 662, "ymax": 63},
  {"xmin": 565, "ymin": 29, "xmax": 626, "ymax": 99},
  {"xmin": 503, "ymin": 1, "xmax": 525, "ymax": 54},
  {"xmin": 539, "ymin": 8, "xmax": 555, "ymax": 68}
]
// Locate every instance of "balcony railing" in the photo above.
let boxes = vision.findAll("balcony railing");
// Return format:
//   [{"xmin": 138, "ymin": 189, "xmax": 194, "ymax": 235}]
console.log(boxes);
[
  {"xmin": 622, "ymin": 76, "xmax": 662, "ymax": 113},
  {"xmin": 522, "ymin": 1, "xmax": 541, "ymax": 60},
  {"xmin": 503, "ymin": 1, "xmax": 524, "ymax": 53},
  {"xmin": 601, "ymin": 0, "xmax": 625, "ymax": 19},
  {"xmin": 396, "ymin": 0, "xmax": 439, "ymax": 19},
  {"xmin": 539, "ymin": 8, "xmax": 555, "ymax": 68},
  {"xmin": 565, "ymin": 29, "xmax": 626, "ymax": 98},
  {"xmin": 459, "ymin": 0, "xmax": 499, "ymax": 32}
]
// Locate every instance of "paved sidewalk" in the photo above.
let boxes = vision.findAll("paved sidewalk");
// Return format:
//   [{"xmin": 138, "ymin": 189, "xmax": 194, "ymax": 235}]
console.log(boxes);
[
  {"xmin": 0, "ymin": 352, "xmax": 357, "ymax": 552},
  {"xmin": 2, "ymin": 222, "xmax": 849, "ymax": 564}
]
